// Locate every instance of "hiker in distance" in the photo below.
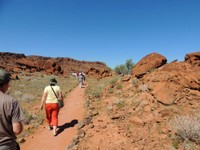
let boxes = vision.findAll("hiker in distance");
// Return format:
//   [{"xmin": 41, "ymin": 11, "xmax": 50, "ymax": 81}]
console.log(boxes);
[
  {"xmin": 0, "ymin": 69, "xmax": 24, "ymax": 150},
  {"xmin": 40, "ymin": 77, "xmax": 63, "ymax": 136},
  {"xmin": 77, "ymin": 72, "xmax": 85, "ymax": 88}
]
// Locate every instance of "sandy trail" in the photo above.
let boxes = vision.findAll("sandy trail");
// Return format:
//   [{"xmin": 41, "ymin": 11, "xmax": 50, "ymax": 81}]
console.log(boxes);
[{"xmin": 20, "ymin": 86, "xmax": 85, "ymax": 150}]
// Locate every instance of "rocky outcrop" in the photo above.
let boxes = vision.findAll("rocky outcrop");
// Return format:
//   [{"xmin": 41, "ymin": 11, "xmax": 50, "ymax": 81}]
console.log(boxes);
[
  {"xmin": 86, "ymin": 67, "xmax": 112, "ymax": 79},
  {"xmin": 141, "ymin": 52, "xmax": 200, "ymax": 105},
  {"xmin": 0, "ymin": 52, "xmax": 113, "ymax": 78},
  {"xmin": 185, "ymin": 51, "xmax": 200, "ymax": 67},
  {"xmin": 129, "ymin": 52, "xmax": 200, "ymax": 105},
  {"xmin": 131, "ymin": 53, "xmax": 167, "ymax": 78}
]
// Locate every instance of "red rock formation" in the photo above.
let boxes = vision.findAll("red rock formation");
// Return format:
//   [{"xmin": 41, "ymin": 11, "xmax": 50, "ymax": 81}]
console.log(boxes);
[
  {"xmin": 185, "ymin": 51, "xmax": 200, "ymax": 67},
  {"xmin": 131, "ymin": 53, "xmax": 167, "ymax": 78},
  {"xmin": 141, "ymin": 52, "xmax": 200, "ymax": 105},
  {"xmin": 0, "ymin": 52, "xmax": 113, "ymax": 78}
]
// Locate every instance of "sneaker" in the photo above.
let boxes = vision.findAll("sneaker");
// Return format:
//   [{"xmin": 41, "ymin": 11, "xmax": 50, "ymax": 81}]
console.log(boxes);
[
  {"xmin": 48, "ymin": 126, "xmax": 53, "ymax": 131},
  {"xmin": 53, "ymin": 130, "xmax": 57, "ymax": 136}
]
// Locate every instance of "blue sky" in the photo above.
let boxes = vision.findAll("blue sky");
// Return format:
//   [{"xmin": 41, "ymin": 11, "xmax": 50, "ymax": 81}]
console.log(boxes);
[{"xmin": 0, "ymin": 0, "xmax": 199, "ymax": 68}]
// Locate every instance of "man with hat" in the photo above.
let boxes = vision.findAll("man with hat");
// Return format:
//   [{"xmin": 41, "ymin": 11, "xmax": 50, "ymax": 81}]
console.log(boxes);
[{"xmin": 0, "ymin": 69, "xmax": 24, "ymax": 150}]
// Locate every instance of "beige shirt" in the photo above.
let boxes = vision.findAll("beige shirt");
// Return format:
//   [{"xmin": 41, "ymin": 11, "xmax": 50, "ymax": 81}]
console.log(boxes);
[{"xmin": 44, "ymin": 85, "xmax": 61, "ymax": 103}]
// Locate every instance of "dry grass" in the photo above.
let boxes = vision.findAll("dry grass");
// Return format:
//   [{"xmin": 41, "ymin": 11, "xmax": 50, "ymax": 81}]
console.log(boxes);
[
  {"xmin": 85, "ymin": 76, "xmax": 120, "ymax": 100},
  {"xmin": 84, "ymin": 76, "xmax": 120, "ymax": 112},
  {"xmin": 170, "ymin": 114, "xmax": 200, "ymax": 149}
]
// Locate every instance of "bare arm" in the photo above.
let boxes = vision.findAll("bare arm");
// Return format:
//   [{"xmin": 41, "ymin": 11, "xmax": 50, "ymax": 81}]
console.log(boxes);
[
  {"xmin": 13, "ymin": 122, "xmax": 23, "ymax": 135},
  {"xmin": 58, "ymin": 91, "xmax": 64, "ymax": 104},
  {"xmin": 58, "ymin": 91, "xmax": 63, "ymax": 99}
]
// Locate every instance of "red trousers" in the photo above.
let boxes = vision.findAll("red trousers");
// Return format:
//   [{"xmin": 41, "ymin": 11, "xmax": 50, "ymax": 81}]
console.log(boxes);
[{"xmin": 45, "ymin": 103, "xmax": 59, "ymax": 126}]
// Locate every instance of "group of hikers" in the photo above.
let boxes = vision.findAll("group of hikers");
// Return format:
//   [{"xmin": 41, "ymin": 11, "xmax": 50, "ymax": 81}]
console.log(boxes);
[{"xmin": 0, "ymin": 69, "xmax": 86, "ymax": 150}]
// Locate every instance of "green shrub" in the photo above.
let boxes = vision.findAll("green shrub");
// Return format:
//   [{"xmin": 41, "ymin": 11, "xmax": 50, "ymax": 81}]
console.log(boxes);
[
  {"xmin": 114, "ymin": 59, "xmax": 134, "ymax": 75},
  {"xmin": 108, "ymin": 88, "xmax": 113, "ymax": 93},
  {"xmin": 116, "ymin": 84, "xmax": 122, "ymax": 89},
  {"xmin": 109, "ymin": 78, "xmax": 117, "ymax": 87},
  {"xmin": 114, "ymin": 99, "xmax": 125, "ymax": 109},
  {"xmin": 92, "ymin": 90, "xmax": 101, "ymax": 99}
]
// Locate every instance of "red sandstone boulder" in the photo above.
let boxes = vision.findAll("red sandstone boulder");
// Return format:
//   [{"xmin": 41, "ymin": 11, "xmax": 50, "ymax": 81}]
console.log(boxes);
[
  {"xmin": 131, "ymin": 53, "xmax": 167, "ymax": 78},
  {"xmin": 185, "ymin": 51, "xmax": 200, "ymax": 67}
]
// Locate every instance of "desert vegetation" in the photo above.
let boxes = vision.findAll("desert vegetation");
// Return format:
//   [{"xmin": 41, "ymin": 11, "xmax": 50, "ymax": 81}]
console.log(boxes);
[
  {"xmin": 170, "ymin": 115, "xmax": 200, "ymax": 150},
  {"xmin": 114, "ymin": 59, "xmax": 134, "ymax": 75}
]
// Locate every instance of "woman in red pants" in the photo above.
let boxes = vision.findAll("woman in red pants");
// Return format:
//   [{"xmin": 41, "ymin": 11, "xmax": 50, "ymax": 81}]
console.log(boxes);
[{"xmin": 40, "ymin": 77, "xmax": 63, "ymax": 136}]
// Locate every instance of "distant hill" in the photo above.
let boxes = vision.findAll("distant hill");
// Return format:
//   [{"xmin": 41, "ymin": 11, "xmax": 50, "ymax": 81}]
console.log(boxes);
[{"xmin": 0, "ymin": 52, "xmax": 113, "ymax": 78}]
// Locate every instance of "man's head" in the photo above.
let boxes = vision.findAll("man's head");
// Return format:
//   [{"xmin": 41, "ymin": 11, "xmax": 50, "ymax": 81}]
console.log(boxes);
[{"xmin": 0, "ymin": 69, "xmax": 11, "ymax": 87}]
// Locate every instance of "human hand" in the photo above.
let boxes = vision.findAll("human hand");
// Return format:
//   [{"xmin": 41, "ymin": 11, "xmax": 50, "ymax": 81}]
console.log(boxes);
[{"xmin": 40, "ymin": 105, "xmax": 43, "ymax": 110}]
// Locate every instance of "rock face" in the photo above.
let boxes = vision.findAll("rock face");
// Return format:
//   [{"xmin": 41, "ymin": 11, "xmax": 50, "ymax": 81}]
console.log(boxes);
[
  {"xmin": 134, "ymin": 52, "xmax": 200, "ymax": 105},
  {"xmin": 0, "ymin": 52, "xmax": 113, "ymax": 78},
  {"xmin": 131, "ymin": 52, "xmax": 167, "ymax": 78},
  {"xmin": 185, "ymin": 51, "xmax": 200, "ymax": 67}
]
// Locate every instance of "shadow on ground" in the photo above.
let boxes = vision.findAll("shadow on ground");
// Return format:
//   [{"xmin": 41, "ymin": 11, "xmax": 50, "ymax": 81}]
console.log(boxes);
[{"xmin": 57, "ymin": 119, "xmax": 78, "ymax": 135}]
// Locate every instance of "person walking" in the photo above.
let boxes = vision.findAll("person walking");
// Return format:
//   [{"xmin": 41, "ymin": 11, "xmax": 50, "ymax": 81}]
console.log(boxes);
[
  {"xmin": 77, "ymin": 73, "xmax": 84, "ymax": 88},
  {"xmin": 0, "ymin": 69, "xmax": 24, "ymax": 150},
  {"xmin": 40, "ymin": 77, "xmax": 63, "ymax": 136}
]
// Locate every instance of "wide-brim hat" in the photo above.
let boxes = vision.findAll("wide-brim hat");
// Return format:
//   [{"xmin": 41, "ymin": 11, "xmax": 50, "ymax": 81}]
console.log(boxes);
[
  {"xmin": 50, "ymin": 77, "xmax": 57, "ymax": 85},
  {"xmin": 0, "ymin": 69, "xmax": 11, "ymax": 85}
]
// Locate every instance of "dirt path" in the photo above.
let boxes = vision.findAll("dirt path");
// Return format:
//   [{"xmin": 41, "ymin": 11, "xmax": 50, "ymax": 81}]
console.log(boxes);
[{"xmin": 20, "ymin": 86, "xmax": 86, "ymax": 150}]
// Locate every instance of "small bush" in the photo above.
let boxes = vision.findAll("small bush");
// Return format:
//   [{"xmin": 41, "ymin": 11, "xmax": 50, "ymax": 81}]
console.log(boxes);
[
  {"xmin": 114, "ymin": 59, "xmax": 134, "ymax": 75},
  {"xmin": 109, "ymin": 78, "xmax": 117, "ymax": 87},
  {"xmin": 92, "ymin": 90, "xmax": 101, "ymax": 99},
  {"xmin": 132, "ymin": 79, "xmax": 139, "ymax": 86},
  {"xmin": 113, "ymin": 99, "xmax": 125, "ymax": 109},
  {"xmin": 170, "ymin": 115, "xmax": 200, "ymax": 145},
  {"xmin": 116, "ymin": 84, "xmax": 122, "ymax": 89},
  {"xmin": 116, "ymin": 91, "xmax": 122, "ymax": 97},
  {"xmin": 108, "ymin": 88, "xmax": 113, "ymax": 93}
]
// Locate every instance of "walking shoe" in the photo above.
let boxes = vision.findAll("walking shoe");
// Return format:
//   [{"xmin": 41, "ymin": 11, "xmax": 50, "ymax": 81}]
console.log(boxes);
[
  {"xmin": 48, "ymin": 126, "xmax": 53, "ymax": 131},
  {"xmin": 53, "ymin": 130, "xmax": 57, "ymax": 136}
]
